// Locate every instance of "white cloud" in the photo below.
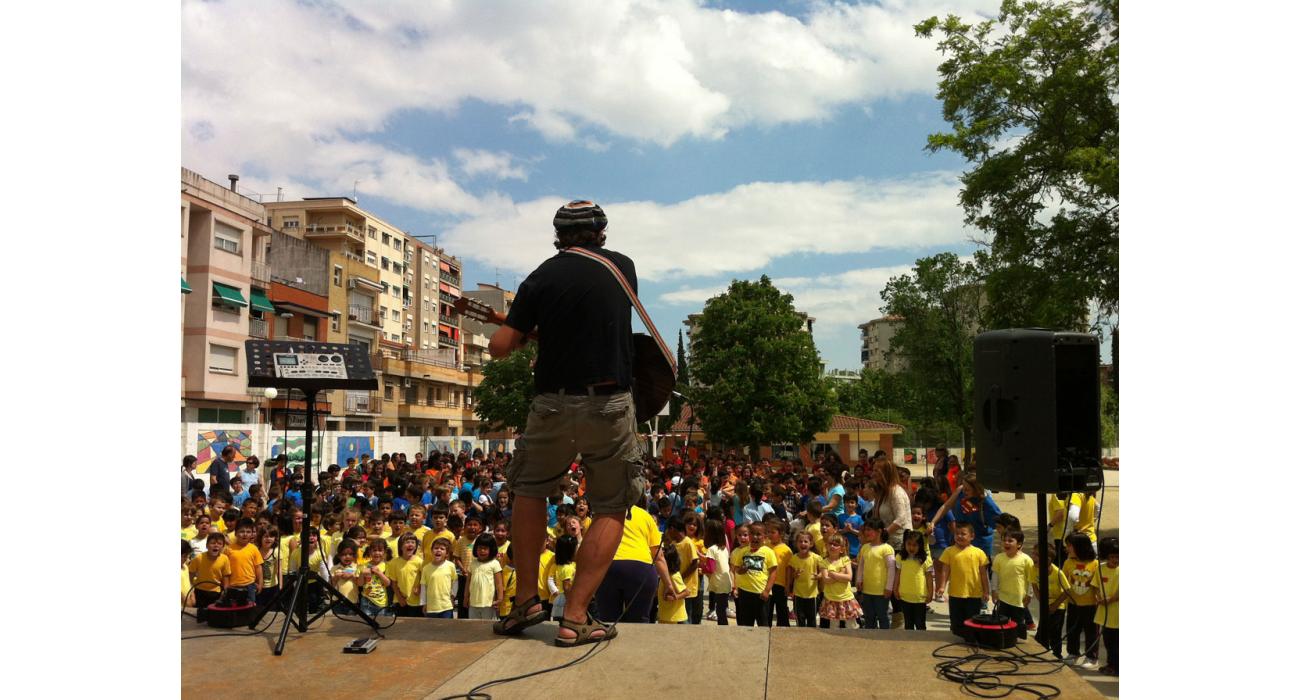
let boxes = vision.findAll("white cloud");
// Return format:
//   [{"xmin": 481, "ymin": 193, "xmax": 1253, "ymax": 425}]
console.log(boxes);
[
  {"xmin": 182, "ymin": 0, "xmax": 1000, "ymax": 210},
  {"xmin": 453, "ymin": 148, "xmax": 529, "ymax": 181},
  {"xmin": 441, "ymin": 171, "xmax": 969, "ymax": 280}
]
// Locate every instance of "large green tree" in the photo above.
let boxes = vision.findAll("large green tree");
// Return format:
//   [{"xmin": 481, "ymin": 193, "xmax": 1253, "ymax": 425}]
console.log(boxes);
[
  {"xmin": 472, "ymin": 343, "xmax": 536, "ymax": 435},
  {"xmin": 916, "ymin": 0, "xmax": 1118, "ymax": 329},
  {"xmin": 689, "ymin": 276, "xmax": 835, "ymax": 454},
  {"xmin": 881, "ymin": 253, "xmax": 984, "ymax": 462}
]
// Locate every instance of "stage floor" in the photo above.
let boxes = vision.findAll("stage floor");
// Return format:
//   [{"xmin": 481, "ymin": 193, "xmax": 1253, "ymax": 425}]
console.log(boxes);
[{"xmin": 180, "ymin": 616, "xmax": 1112, "ymax": 699}]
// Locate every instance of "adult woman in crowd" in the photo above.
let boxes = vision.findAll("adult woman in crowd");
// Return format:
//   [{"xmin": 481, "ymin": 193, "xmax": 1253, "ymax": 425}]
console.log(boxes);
[
  {"xmin": 593, "ymin": 497, "xmax": 680, "ymax": 624},
  {"xmin": 872, "ymin": 459, "xmax": 911, "ymax": 550},
  {"xmin": 929, "ymin": 473, "xmax": 1003, "ymax": 561}
]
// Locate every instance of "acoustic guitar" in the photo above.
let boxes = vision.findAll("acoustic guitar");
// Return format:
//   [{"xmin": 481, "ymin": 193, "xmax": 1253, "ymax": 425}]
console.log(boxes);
[{"xmin": 453, "ymin": 295, "xmax": 676, "ymax": 423}]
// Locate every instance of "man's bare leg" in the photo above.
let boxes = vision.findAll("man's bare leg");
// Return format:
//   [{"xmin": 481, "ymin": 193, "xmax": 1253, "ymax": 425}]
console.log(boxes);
[
  {"xmin": 508, "ymin": 495, "xmax": 546, "ymax": 621},
  {"xmin": 557, "ymin": 512, "xmax": 624, "ymax": 640}
]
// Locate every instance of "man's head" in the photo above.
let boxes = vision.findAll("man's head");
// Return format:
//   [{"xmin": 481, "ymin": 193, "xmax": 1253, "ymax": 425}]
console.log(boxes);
[
  {"xmin": 552, "ymin": 200, "xmax": 607, "ymax": 249},
  {"xmin": 220, "ymin": 445, "xmax": 236, "ymax": 463},
  {"xmin": 183, "ymin": 455, "xmax": 197, "ymax": 472}
]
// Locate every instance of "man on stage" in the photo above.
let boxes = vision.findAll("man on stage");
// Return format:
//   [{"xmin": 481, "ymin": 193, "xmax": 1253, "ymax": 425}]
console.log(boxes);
[{"xmin": 488, "ymin": 201, "xmax": 644, "ymax": 646}]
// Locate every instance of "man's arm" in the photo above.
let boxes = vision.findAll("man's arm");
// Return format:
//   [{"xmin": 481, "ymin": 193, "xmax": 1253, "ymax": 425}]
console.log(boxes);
[{"xmin": 488, "ymin": 324, "xmax": 527, "ymax": 359}]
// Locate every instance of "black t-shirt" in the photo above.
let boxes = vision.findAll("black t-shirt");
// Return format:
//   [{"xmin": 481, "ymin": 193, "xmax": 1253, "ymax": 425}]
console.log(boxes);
[{"xmin": 504, "ymin": 245, "xmax": 636, "ymax": 394}]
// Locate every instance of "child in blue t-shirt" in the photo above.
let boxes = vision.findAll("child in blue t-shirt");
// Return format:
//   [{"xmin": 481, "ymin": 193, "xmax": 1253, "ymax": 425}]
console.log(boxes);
[{"xmin": 838, "ymin": 496, "xmax": 865, "ymax": 560}]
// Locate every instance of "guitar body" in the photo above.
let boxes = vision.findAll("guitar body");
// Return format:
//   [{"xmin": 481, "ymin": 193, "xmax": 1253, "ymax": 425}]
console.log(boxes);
[{"xmin": 632, "ymin": 333, "xmax": 675, "ymax": 424}]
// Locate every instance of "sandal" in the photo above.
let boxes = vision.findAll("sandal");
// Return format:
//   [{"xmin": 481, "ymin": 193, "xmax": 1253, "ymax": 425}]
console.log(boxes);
[
  {"xmin": 492, "ymin": 595, "xmax": 547, "ymax": 636},
  {"xmin": 554, "ymin": 613, "xmax": 617, "ymax": 648}
]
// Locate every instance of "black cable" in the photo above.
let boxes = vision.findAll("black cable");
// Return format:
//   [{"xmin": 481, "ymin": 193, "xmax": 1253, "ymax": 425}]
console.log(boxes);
[
  {"xmin": 181, "ymin": 576, "xmax": 285, "ymax": 640},
  {"xmin": 932, "ymin": 640, "xmax": 1066, "ymax": 699},
  {"xmin": 437, "ymin": 554, "xmax": 655, "ymax": 700}
]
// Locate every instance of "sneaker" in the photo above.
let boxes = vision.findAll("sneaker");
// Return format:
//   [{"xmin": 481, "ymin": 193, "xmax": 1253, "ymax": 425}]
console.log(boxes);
[
  {"xmin": 1078, "ymin": 658, "xmax": 1099, "ymax": 671},
  {"xmin": 706, "ymin": 611, "xmax": 717, "ymax": 621}
]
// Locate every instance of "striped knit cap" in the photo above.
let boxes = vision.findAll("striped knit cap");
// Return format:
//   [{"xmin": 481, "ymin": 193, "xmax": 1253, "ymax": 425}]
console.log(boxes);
[{"xmin": 553, "ymin": 200, "xmax": 607, "ymax": 231}]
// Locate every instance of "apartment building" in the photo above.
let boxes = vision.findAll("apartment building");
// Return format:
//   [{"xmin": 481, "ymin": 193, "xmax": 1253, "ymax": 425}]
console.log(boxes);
[
  {"xmin": 181, "ymin": 168, "xmax": 277, "ymax": 423},
  {"xmin": 460, "ymin": 283, "xmax": 516, "ymax": 368},
  {"xmin": 858, "ymin": 316, "xmax": 906, "ymax": 373}
]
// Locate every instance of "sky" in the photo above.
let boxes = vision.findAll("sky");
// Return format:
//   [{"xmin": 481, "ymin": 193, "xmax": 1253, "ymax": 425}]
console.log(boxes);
[{"xmin": 181, "ymin": 0, "xmax": 1005, "ymax": 371}]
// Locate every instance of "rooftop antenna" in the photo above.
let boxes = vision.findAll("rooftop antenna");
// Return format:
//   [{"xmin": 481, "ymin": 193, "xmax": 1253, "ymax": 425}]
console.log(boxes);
[
  {"xmin": 352, "ymin": 180, "xmax": 361, "ymax": 201},
  {"xmin": 276, "ymin": 186, "xmax": 283, "ymax": 202}
]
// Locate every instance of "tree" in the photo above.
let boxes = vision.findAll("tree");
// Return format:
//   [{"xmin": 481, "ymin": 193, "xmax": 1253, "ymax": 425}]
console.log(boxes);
[
  {"xmin": 881, "ymin": 253, "xmax": 984, "ymax": 462},
  {"xmin": 472, "ymin": 343, "xmax": 537, "ymax": 435},
  {"xmin": 689, "ymin": 276, "xmax": 836, "ymax": 455},
  {"xmin": 916, "ymin": 0, "xmax": 1118, "ymax": 328},
  {"xmin": 668, "ymin": 329, "xmax": 690, "ymax": 427},
  {"xmin": 835, "ymin": 368, "xmax": 913, "ymax": 427}
]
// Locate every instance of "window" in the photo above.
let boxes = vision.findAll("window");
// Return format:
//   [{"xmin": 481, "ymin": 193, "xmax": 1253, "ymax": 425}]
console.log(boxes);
[
  {"xmin": 333, "ymin": 266, "xmax": 343, "ymax": 287},
  {"xmin": 275, "ymin": 315, "xmax": 289, "ymax": 338},
  {"xmin": 282, "ymin": 217, "xmax": 299, "ymax": 229},
  {"xmin": 331, "ymin": 316, "xmax": 340, "ymax": 332},
  {"xmin": 368, "ymin": 226, "xmax": 377, "ymax": 239},
  {"xmin": 381, "ymin": 257, "xmax": 390, "ymax": 271},
  {"xmin": 381, "ymin": 282, "xmax": 389, "ymax": 294},
  {"xmin": 214, "ymin": 222, "xmax": 241, "ymax": 254},
  {"xmin": 384, "ymin": 384, "xmax": 394, "ymax": 400},
  {"xmin": 379, "ymin": 305, "xmax": 388, "ymax": 319},
  {"xmin": 382, "ymin": 232, "xmax": 391, "ymax": 245},
  {"xmin": 209, "ymin": 344, "xmax": 237, "ymax": 373},
  {"xmin": 197, "ymin": 408, "xmax": 245, "ymax": 423},
  {"xmin": 391, "ymin": 309, "xmax": 399, "ymax": 320},
  {"xmin": 303, "ymin": 317, "xmax": 318, "ymax": 339},
  {"xmin": 366, "ymin": 251, "xmax": 377, "ymax": 267}
]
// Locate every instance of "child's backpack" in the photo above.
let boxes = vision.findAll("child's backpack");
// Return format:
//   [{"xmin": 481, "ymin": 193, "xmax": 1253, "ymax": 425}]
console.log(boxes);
[{"xmin": 699, "ymin": 549, "xmax": 717, "ymax": 576}]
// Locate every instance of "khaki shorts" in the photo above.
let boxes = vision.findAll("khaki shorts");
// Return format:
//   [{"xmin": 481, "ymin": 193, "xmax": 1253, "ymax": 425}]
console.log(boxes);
[{"xmin": 506, "ymin": 391, "xmax": 646, "ymax": 515}]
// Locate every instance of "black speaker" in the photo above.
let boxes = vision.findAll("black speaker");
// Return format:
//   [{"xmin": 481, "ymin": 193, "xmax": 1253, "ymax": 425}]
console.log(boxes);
[{"xmin": 973, "ymin": 329, "xmax": 1103, "ymax": 493}]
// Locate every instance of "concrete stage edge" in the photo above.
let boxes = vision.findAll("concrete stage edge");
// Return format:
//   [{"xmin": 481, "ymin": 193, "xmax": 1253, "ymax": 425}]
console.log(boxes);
[{"xmin": 180, "ymin": 616, "xmax": 1109, "ymax": 699}]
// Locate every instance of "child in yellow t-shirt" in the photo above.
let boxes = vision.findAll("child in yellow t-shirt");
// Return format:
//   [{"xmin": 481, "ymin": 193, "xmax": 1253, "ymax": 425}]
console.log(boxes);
[
  {"xmin": 1092, "ymin": 537, "xmax": 1119, "ymax": 676},
  {"xmin": 764, "ymin": 520, "xmax": 793, "ymax": 628},
  {"xmin": 417, "ymin": 538, "xmax": 457, "ymax": 618},
  {"xmin": 684, "ymin": 515, "xmax": 706, "ymax": 624},
  {"xmin": 331, "ymin": 541, "xmax": 362, "ymax": 607},
  {"xmin": 550, "ymin": 535, "xmax": 578, "ymax": 621},
  {"xmin": 787, "ymin": 530, "xmax": 824, "ymax": 627},
  {"xmin": 538, "ymin": 533, "xmax": 559, "ymax": 616},
  {"xmin": 729, "ymin": 524, "xmax": 778, "ymax": 627},
  {"xmin": 497, "ymin": 556, "xmax": 517, "ymax": 619},
  {"xmin": 1062, "ymin": 534, "xmax": 1100, "ymax": 669},
  {"xmin": 187, "ymin": 532, "xmax": 230, "ymax": 622},
  {"xmin": 386, "ymin": 534, "xmax": 424, "ymax": 616},
  {"xmin": 223, "ymin": 519, "xmax": 265, "ymax": 604},
  {"xmin": 991, "ymin": 530, "xmax": 1034, "ymax": 639},
  {"xmin": 855, "ymin": 517, "xmax": 896, "ymax": 629},
  {"xmin": 657, "ymin": 546, "xmax": 688, "ymax": 624},
  {"xmin": 817, "ymin": 534, "xmax": 862, "ymax": 629},
  {"xmin": 805, "ymin": 501, "xmax": 826, "ymax": 557},
  {"xmin": 1030, "ymin": 543, "xmax": 1070, "ymax": 659},
  {"xmin": 896, "ymin": 530, "xmax": 934, "ymax": 631},
  {"xmin": 358, "ymin": 540, "xmax": 393, "ymax": 618},
  {"xmin": 938, "ymin": 522, "xmax": 990, "ymax": 637},
  {"xmin": 181, "ymin": 541, "xmax": 195, "ymax": 608}
]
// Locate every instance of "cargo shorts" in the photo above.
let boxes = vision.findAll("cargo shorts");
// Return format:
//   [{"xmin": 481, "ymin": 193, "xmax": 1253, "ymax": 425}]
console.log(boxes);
[{"xmin": 506, "ymin": 390, "xmax": 646, "ymax": 516}]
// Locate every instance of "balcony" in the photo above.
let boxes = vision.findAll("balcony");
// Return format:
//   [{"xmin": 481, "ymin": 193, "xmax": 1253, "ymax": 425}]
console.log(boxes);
[
  {"xmin": 251, "ymin": 259, "xmax": 270, "ymax": 283},
  {"xmin": 344, "ymin": 391, "xmax": 382, "ymax": 415},
  {"xmin": 397, "ymin": 397, "xmax": 466, "ymax": 421},
  {"xmin": 249, "ymin": 317, "xmax": 267, "ymax": 339},
  {"xmin": 439, "ymin": 272, "xmax": 461, "ymax": 286},
  {"xmin": 374, "ymin": 346, "xmax": 460, "ymax": 371},
  {"xmin": 305, "ymin": 222, "xmax": 365, "ymax": 244},
  {"xmin": 439, "ymin": 314, "xmax": 455, "ymax": 325},
  {"xmin": 348, "ymin": 305, "xmax": 382, "ymax": 327},
  {"xmin": 439, "ymin": 291, "xmax": 457, "ymax": 304}
]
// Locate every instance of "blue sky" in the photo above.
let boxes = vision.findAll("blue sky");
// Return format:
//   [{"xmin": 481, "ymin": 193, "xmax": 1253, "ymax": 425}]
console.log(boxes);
[{"xmin": 183, "ymin": 0, "xmax": 1003, "ymax": 371}]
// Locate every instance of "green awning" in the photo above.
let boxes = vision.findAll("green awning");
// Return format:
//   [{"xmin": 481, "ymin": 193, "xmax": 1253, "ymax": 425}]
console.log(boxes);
[
  {"xmin": 212, "ymin": 281, "xmax": 248, "ymax": 307},
  {"xmin": 181, "ymin": 277, "xmax": 192, "ymax": 294},
  {"xmin": 249, "ymin": 288, "xmax": 276, "ymax": 313}
]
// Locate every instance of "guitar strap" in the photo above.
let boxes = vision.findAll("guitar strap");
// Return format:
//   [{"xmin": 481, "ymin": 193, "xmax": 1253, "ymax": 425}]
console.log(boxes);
[{"xmin": 560, "ymin": 247, "xmax": 677, "ymax": 378}]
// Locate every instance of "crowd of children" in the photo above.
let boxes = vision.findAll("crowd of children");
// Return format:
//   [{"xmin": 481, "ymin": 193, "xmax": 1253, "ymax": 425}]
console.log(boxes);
[{"xmin": 181, "ymin": 446, "xmax": 1116, "ymax": 676}]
